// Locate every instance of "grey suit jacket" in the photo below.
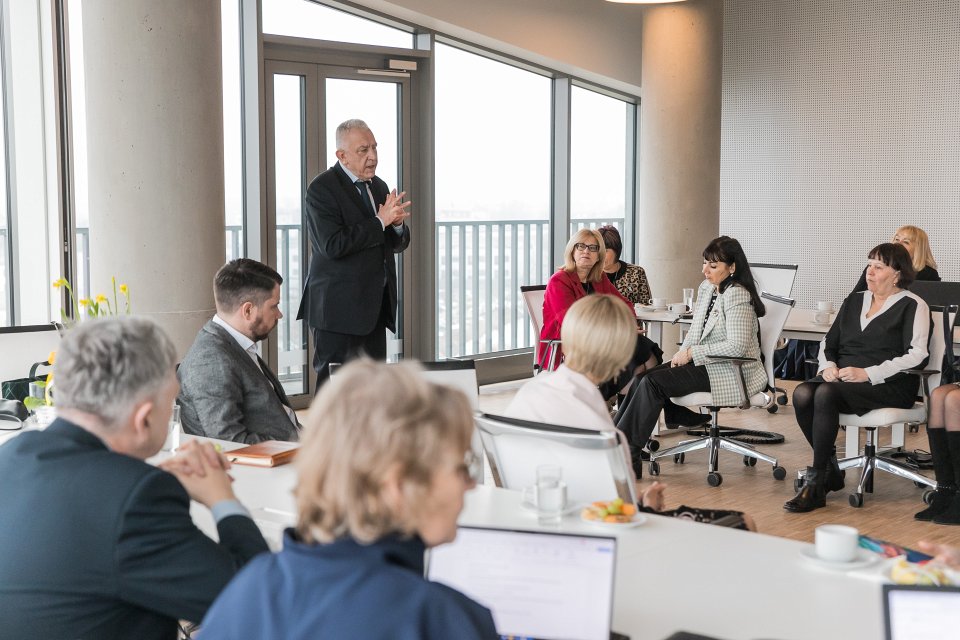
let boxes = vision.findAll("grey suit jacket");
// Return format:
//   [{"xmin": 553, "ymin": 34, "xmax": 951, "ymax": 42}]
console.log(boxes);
[{"xmin": 177, "ymin": 320, "xmax": 300, "ymax": 443}]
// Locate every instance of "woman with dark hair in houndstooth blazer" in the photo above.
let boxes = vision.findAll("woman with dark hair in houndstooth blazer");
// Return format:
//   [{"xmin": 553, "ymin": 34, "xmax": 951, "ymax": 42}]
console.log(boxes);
[{"xmin": 614, "ymin": 236, "xmax": 767, "ymax": 476}]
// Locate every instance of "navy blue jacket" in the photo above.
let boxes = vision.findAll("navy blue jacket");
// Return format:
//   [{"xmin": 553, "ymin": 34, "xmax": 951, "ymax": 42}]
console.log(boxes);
[
  {"xmin": 0, "ymin": 419, "xmax": 268, "ymax": 640},
  {"xmin": 199, "ymin": 531, "xmax": 498, "ymax": 639}
]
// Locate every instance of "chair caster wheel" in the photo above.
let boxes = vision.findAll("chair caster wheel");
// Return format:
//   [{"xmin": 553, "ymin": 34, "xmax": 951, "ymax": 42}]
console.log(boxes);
[
  {"xmin": 849, "ymin": 493, "xmax": 863, "ymax": 508},
  {"xmin": 777, "ymin": 395, "xmax": 788, "ymax": 406},
  {"xmin": 743, "ymin": 456, "xmax": 757, "ymax": 467},
  {"xmin": 773, "ymin": 466, "xmax": 786, "ymax": 481},
  {"xmin": 649, "ymin": 461, "xmax": 660, "ymax": 476},
  {"xmin": 647, "ymin": 439, "xmax": 660, "ymax": 453},
  {"xmin": 914, "ymin": 480, "xmax": 928, "ymax": 489},
  {"xmin": 674, "ymin": 453, "xmax": 685, "ymax": 464},
  {"xmin": 707, "ymin": 472, "xmax": 722, "ymax": 487},
  {"xmin": 923, "ymin": 489, "xmax": 936, "ymax": 505},
  {"xmin": 767, "ymin": 404, "xmax": 779, "ymax": 414}
]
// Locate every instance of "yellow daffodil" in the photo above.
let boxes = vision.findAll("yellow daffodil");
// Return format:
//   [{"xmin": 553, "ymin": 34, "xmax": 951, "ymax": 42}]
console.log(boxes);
[
  {"xmin": 79, "ymin": 298, "xmax": 91, "ymax": 307},
  {"xmin": 120, "ymin": 284, "xmax": 129, "ymax": 295},
  {"xmin": 95, "ymin": 294, "xmax": 108, "ymax": 304},
  {"xmin": 52, "ymin": 278, "xmax": 67, "ymax": 289},
  {"xmin": 47, "ymin": 351, "xmax": 56, "ymax": 365}
]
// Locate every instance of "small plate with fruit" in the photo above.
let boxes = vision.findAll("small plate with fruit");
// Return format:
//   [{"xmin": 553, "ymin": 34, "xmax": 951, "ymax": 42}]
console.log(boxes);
[
  {"xmin": 887, "ymin": 557, "xmax": 957, "ymax": 586},
  {"xmin": 580, "ymin": 499, "xmax": 647, "ymax": 529}
]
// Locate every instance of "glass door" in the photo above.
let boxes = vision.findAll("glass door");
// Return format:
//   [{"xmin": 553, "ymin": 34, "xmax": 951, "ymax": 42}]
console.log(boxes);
[{"xmin": 264, "ymin": 60, "xmax": 411, "ymax": 401}]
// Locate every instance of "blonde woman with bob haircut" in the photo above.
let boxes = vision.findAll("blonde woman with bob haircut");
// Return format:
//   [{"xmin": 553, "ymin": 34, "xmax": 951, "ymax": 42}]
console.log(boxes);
[
  {"xmin": 508, "ymin": 296, "xmax": 756, "ymax": 529},
  {"xmin": 853, "ymin": 225, "xmax": 940, "ymax": 293},
  {"xmin": 200, "ymin": 360, "xmax": 498, "ymax": 640},
  {"xmin": 539, "ymin": 228, "xmax": 662, "ymax": 392}
]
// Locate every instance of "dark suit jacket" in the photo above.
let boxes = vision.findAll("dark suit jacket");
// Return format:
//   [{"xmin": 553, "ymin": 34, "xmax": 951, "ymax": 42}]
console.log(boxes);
[
  {"xmin": 0, "ymin": 419, "xmax": 268, "ymax": 640},
  {"xmin": 177, "ymin": 320, "xmax": 300, "ymax": 443},
  {"xmin": 296, "ymin": 163, "xmax": 410, "ymax": 335}
]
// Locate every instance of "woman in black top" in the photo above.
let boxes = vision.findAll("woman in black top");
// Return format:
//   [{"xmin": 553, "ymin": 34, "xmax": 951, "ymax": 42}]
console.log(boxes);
[
  {"xmin": 851, "ymin": 225, "xmax": 940, "ymax": 294},
  {"xmin": 785, "ymin": 243, "xmax": 931, "ymax": 513}
]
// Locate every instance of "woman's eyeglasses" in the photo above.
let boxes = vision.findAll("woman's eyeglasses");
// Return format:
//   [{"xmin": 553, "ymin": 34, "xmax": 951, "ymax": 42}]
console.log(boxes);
[{"xmin": 573, "ymin": 243, "xmax": 600, "ymax": 253}]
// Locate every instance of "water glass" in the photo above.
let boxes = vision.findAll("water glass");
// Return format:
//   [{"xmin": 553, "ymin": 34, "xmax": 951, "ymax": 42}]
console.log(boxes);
[
  {"xmin": 162, "ymin": 404, "xmax": 182, "ymax": 452},
  {"xmin": 535, "ymin": 464, "xmax": 566, "ymax": 526},
  {"xmin": 683, "ymin": 288, "xmax": 695, "ymax": 311}
]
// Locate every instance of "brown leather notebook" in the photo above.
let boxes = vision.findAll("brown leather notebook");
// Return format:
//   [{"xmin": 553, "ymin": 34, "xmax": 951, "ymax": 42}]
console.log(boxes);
[{"xmin": 227, "ymin": 440, "xmax": 299, "ymax": 467}]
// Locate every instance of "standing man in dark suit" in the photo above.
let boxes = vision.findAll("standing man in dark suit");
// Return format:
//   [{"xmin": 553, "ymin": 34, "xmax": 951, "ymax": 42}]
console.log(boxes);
[
  {"xmin": 178, "ymin": 258, "xmax": 301, "ymax": 443},
  {"xmin": 0, "ymin": 317, "xmax": 268, "ymax": 640},
  {"xmin": 297, "ymin": 118, "xmax": 411, "ymax": 387}
]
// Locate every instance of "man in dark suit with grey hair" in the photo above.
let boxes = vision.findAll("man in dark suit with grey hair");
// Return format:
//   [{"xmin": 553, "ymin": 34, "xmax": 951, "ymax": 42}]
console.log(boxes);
[
  {"xmin": 297, "ymin": 118, "xmax": 411, "ymax": 388},
  {"xmin": 0, "ymin": 317, "xmax": 268, "ymax": 639},
  {"xmin": 178, "ymin": 258, "xmax": 301, "ymax": 443}
]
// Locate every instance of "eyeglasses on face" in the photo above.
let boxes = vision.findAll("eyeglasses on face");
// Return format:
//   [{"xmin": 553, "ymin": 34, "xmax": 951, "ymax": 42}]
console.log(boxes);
[{"xmin": 573, "ymin": 243, "xmax": 600, "ymax": 253}]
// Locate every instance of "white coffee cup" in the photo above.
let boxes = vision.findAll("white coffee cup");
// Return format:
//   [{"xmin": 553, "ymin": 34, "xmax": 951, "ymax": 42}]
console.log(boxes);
[
  {"xmin": 669, "ymin": 302, "xmax": 688, "ymax": 314},
  {"xmin": 816, "ymin": 301, "xmax": 833, "ymax": 312},
  {"xmin": 814, "ymin": 310, "xmax": 832, "ymax": 324},
  {"xmin": 815, "ymin": 524, "xmax": 859, "ymax": 563},
  {"xmin": 651, "ymin": 297, "xmax": 667, "ymax": 309}
]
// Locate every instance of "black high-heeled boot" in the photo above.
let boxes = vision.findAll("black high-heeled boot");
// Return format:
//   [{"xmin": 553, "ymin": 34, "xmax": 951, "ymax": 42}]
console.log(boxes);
[
  {"xmin": 916, "ymin": 428, "xmax": 955, "ymax": 521},
  {"xmin": 824, "ymin": 450, "xmax": 845, "ymax": 493},
  {"xmin": 916, "ymin": 486, "xmax": 957, "ymax": 521},
  {"xmin": 784, "ymin": 467, "xmax": 826, "ymax": 513}
]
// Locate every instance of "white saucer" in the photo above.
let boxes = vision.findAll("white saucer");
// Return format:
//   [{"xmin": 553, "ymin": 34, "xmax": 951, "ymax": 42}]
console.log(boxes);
[
  {"xmin": 520, "ymin": 500, "xmax": 582, "ymax": 517},
  {"xmin": 580, "ymin": 513, "xmax": 647, "ymax": 529},
  {"xmin": 639, "ymin": 305, "xmax": 667, "ymax": 312},
  {"xmin": 799, "ymin": 547, "xmax": 876, "ymax": 570}
]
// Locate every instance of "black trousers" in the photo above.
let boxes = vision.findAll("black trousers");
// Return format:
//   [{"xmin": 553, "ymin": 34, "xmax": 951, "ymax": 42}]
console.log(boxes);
[
  {"xmin": 614, "ymin": 363, "xmax": 711, "ymax": 448},
  {"xmin": 312, "ymin": 287, "xmax": 390, "ymax": 390}
]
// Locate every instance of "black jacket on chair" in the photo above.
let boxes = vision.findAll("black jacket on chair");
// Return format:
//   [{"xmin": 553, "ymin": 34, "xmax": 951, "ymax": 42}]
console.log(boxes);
[{"xmin": 0, "ymin": 419, "xmax": 268, "ymax": 640}]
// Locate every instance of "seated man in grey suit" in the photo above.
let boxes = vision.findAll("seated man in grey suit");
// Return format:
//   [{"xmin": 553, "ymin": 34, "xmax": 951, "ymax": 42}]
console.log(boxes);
[
  {"xmin": 0, "ymin": 317, "xmax": 268, "ymax": 640},
  {"xmin": 178, "ymin": 258, "xmax": 301, "ymax": 443}
]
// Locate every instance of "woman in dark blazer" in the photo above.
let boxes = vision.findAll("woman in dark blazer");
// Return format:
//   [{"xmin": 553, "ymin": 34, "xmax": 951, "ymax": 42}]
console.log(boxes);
[
  {"xmin": 785, "ymin": 243, "xmax": 931, "ymax": 513},
  {"xmin": 200, "ymin": 360, "xmax": 497, "ymax": 640}
]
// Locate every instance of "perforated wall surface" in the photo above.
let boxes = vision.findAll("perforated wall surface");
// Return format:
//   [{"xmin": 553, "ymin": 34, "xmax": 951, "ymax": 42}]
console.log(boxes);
[{"xmin": 720, "ymin": 0, "xmax": 959, "ymax": 311}]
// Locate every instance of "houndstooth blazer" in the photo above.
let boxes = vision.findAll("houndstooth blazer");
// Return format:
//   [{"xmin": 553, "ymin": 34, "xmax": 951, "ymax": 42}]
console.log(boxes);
[{"xmin": 681, "ymin": 280, "xmax": 767, "ymax": 406}]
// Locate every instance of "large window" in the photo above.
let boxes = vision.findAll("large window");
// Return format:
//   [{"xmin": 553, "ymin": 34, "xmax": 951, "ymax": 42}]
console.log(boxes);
[
  {"xmin": 223, "ymin": 0, "xmax": 244, "ymax": 261},
  {"xmin": 0, "ymin": 1, "xmax": 63, "ymax": 326},
  {"xmin": 434, "ymin": 43, "xmax": 552, "ymax": 359},
  {"xmin": 570, "ymin": 86, "xmax": 633, "ymax": 256}
]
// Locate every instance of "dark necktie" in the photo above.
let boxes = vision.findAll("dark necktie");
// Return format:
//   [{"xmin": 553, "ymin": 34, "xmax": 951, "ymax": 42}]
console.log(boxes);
[
  {"xmin": 257, "ymin": 354, "xmax": 292, "ymax": 409},
  {"xmin": 355, "ymin": 179, "xmax": 375, "ymax": 217}
]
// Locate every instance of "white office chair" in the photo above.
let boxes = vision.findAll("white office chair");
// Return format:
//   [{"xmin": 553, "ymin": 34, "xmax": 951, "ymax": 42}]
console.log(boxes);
[
  {"xmin": 420, "ymin": 360, "xmax": 487, "ymax": 485},
  {"xmin": 836, "ymin": 304, "xmax": 957, "ymax": 508},
  {"xmin": 520, "ymin": 284, "xmax": 560, "ymax": 373},
  {"xmin": 474, "ymin": 413, "xmax": 638, "ymax": 506},
  {"xmin": 750, "ymin": 263, "xmax": 799, "ymax": 408},
  {"xmin": 648, "ymin": 292, "xmax": 793, "ymax": 486},
  {"xmin": 750, "ymin": 263, "xmax": 798, "ymax": 297}
]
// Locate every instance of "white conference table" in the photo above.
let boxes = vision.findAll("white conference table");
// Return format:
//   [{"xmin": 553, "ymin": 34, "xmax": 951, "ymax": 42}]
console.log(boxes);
[
  {"xmin": 184, "ymin": 435, "xmax": 885, "ymax": 640},
  {"xmin": 637, "ymin": 306, "xmax": 833, "ymax": 348}
]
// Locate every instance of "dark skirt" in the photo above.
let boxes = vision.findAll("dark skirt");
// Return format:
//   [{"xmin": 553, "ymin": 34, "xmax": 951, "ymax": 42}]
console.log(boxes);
[
  {"xmin": 806, "ymin": 373, "xmax": 919, "ymax": 416},
  {"xmin": 599, "ymin": 335, "xmax": 664, "ymax": 400}
]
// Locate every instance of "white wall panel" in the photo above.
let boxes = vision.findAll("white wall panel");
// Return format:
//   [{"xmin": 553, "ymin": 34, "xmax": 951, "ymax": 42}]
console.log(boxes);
[{"xmin": 721, "ymin": 0, "xmax": 960, "ymax": 311}]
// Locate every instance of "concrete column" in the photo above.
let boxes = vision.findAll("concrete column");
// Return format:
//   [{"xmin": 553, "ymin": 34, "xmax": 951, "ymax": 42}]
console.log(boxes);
[
  {"xmin": 639, "ymin": 0, "xmax": 723, "ymax": 355},
  {"xmin": 81, "ymin": 0, "xmax": 225, "ymax": 356}
]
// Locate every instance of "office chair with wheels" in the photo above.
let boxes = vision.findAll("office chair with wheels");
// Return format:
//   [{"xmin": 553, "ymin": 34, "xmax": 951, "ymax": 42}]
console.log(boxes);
[
  {"xmin": 836, "ymin": 305, "xmax": 956, "ymax": 508},
  {"xmin": 648, "ymin": 292, "xmax": 793, "ymax": 486},
  {"xmin": 520, "ymin": 285, "xmax": 560, "ymax": 373},
  {"xmin": 750, "ymin": 263, "xmax": 799, "ymax": 410}
]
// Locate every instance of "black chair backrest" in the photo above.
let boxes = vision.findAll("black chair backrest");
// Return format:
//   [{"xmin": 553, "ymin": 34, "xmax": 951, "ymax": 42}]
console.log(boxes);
[{"xmin": 910, "ymin": 281, "xmax": 960, "ymax": 324}]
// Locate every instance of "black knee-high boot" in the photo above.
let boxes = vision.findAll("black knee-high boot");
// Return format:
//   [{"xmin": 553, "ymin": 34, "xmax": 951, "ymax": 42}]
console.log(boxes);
[
  {"xmin": 933, "ymin": 432, "xmax": 960, "ymax": 525},
  {"xmin": 915, "ymin": 428, "xmax": 955, "ymax": 521},
  {"xmin": 784, "ymin": 467, "xmax": 827, "ymax": 513},
  {"xmin": 824, "ymin": 446, "xmax": 845, "ymax": 493}
]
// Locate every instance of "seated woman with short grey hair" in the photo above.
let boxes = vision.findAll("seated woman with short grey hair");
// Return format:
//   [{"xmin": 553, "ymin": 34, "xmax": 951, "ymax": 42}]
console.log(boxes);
[{"xmin": 200, "ymin": 360, "xmax": 498, "ymax": 639}]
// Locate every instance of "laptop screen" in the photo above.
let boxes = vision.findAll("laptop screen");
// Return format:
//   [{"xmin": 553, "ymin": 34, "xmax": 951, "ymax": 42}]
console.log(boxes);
[
  {"xmin": 883, "ymin": 584, "xmax": 960, "ymax": 640},
  {"xmin": 426, "ymin": 526, "xmax": 617, "ymax": 640}
]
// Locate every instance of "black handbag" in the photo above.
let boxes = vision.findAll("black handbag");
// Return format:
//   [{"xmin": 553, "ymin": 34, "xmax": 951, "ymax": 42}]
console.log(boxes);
[{"xmin": 1, "ymin": 360, "xmax": 51, "ymax": 403}]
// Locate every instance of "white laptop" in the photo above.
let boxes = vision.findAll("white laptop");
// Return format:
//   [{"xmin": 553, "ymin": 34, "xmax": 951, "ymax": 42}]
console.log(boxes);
[
  {"xmin": 426, "ymin": 526, "xmax": 623, "ymax": 640},
  {"xmin": 883, "ymin": 584, "xmax": 960, "ymax": 640}
]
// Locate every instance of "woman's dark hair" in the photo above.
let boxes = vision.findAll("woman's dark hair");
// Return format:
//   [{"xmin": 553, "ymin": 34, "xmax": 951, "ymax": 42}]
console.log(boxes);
[
  {"xmin": 597, "ymin": 225, "xmax": 623, "ymax": 262},
  {"xmin": 868, "ymin": 242, "xmax": 916, "ymax": 289},
  {"xmin": 702, "ymin": 236, "xmax": 766, "ymax": 317}
]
